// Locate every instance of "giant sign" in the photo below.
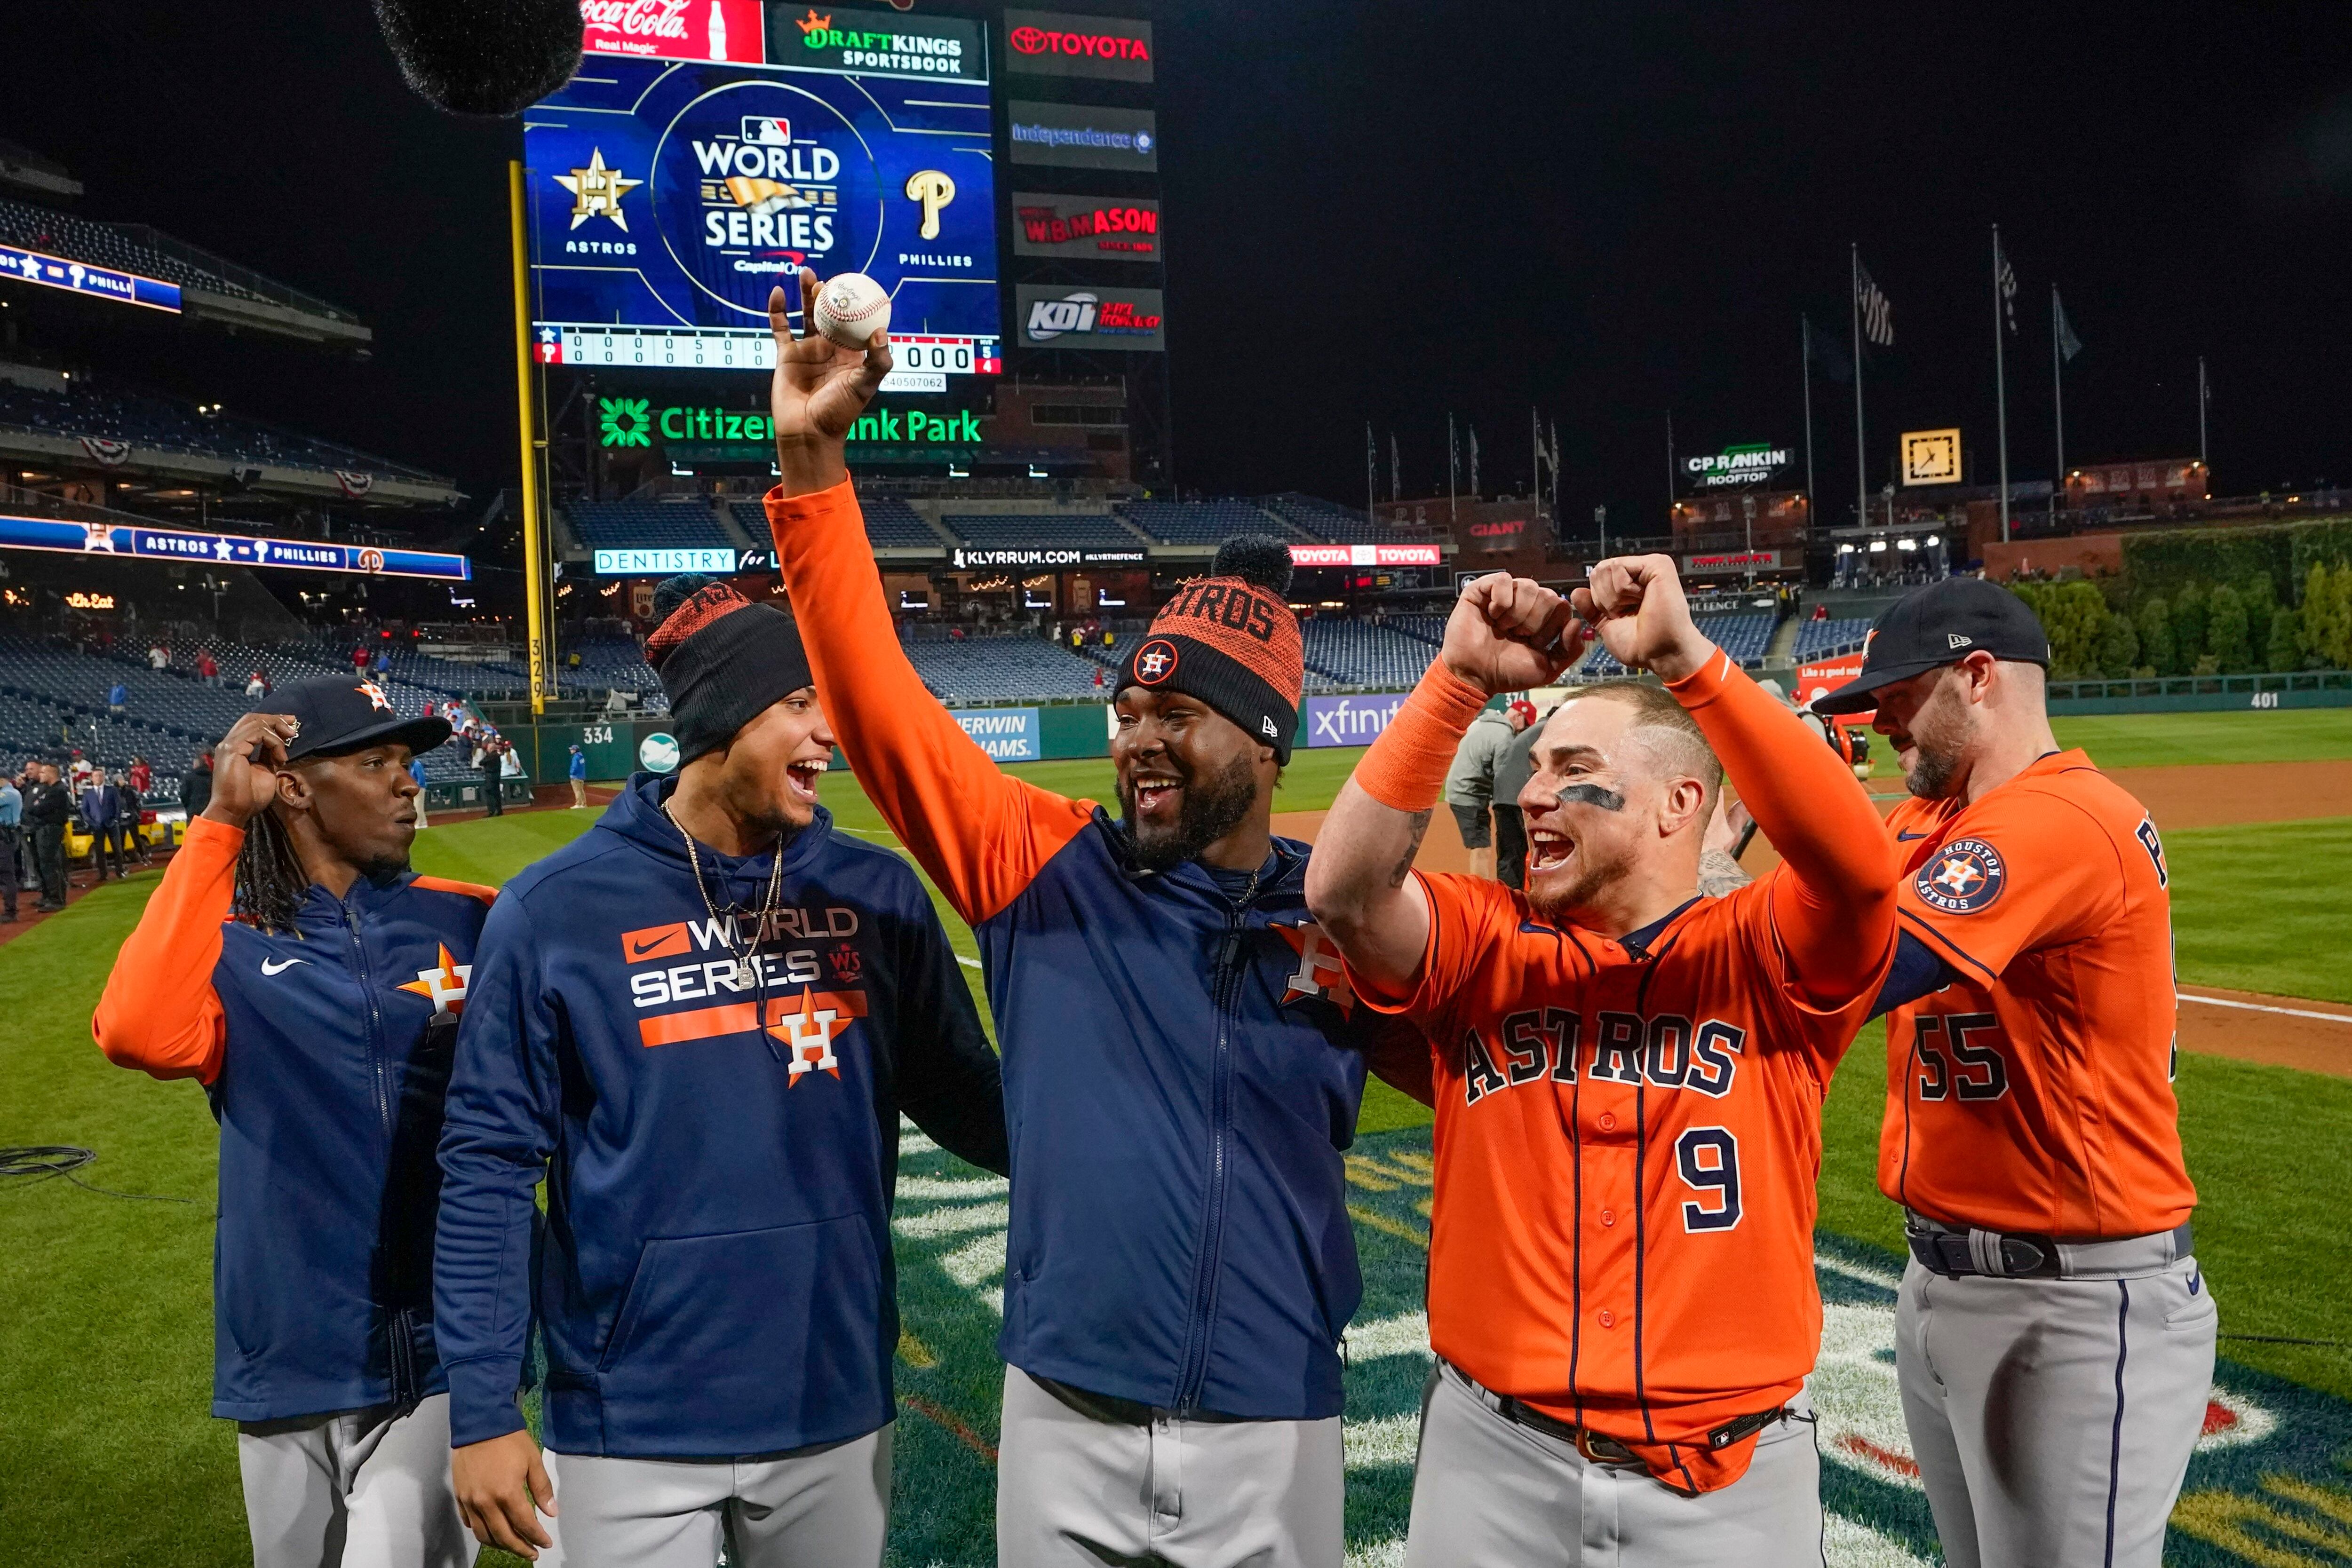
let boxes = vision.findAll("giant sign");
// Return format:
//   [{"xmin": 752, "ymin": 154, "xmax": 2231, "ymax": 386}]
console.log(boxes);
[
  {"xmin": 1008, "ymin": 101, "xmax": 1158, "ymax": 171},
  {"xmin": 1003, "ymin": 9, "xmax": 1154, "ymax": 82},
  {"xmin": 526, "ymin": 53, "xmax": 999, "ymax": 379},
  {"xmin": 0, "ymin": 244, "xmax": 181, "ymax": 314},
  {"xmin": 1683, "ymin": 442, "xmax": 1792, "ymax": 491},
  {"xmin": 1016, "ymin": 285, "xmax": 1166, "ymax": 352},
  {"xmin": 1010, "ymin": 193, "xmax": 1161, "ymax": 261},
  {"xmin": 0, "ymin": 515, "xmax": 469, "ymax": 579}
]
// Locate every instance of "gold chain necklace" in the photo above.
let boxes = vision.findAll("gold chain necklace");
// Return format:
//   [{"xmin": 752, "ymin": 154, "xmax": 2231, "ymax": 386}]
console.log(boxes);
[{"xmin": 662, "ymin": 800, "xmax": 787, "ymax": 974}]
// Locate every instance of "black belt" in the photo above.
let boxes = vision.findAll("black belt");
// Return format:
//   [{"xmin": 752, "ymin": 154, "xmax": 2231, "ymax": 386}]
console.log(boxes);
[
  {"xmin": 1490, "ymin": 1392, "xmax": 1788, "ymax": 1465},
  {"xmin": 1907, "ymin": 1220, "xmax": 2193, "ymax": 1280}
]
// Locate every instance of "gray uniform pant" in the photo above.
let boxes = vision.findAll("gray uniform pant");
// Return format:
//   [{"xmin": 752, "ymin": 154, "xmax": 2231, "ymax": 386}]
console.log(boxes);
[
  {"xmin": 539, "ymin": 1425, "xmax": 890, "ymax": 1568},
  {"xmin": 1405, "ymin": 1362, "xmax": 1824, "ymax": 1568},
  {"xmin": 997, "ymin": 1365, "xmax": 1344, "ymax": 1568},
  {"xmin": 237, "ymin": 1393, "xmax": 475, "ymax": 1568},
  {"xmin": 1897, "ymin": 1252, "xmax": 2218, "ymax": 1568}
]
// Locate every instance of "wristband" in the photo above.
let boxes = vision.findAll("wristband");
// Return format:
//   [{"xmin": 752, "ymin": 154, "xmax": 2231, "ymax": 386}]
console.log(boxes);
[{"xmin": 1354, "ymin": 659, "xmax": 1492, "ymax": 814}]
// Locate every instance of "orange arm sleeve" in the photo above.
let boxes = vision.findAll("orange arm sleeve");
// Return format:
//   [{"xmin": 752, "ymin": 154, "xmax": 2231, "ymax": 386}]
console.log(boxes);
[
  {"xmin": 768, "ymin": 477, "xmax": 1094, "ymax": 927},
  {"xmin": 91, "ymin": 815, "xmax": 237, "ymax": 1084},
  {"xmin": 1666, "ymin": 650, "xmax": 1896, "ymax": 1006}
]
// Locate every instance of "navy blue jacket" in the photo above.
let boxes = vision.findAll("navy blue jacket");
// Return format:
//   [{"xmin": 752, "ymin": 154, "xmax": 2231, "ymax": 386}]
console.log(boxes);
[
  {"xmin": 434, "ymin": 776, "xmax": 1006, "ymax": 1456},
  {"xmin": 93, "ymin": 816, "xmax": 495, "ymax": 1420}
]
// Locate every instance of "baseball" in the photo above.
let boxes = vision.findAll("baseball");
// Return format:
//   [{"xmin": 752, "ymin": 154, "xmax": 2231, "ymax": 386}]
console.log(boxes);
[{"xmin": 812, "ymin": 272, "xmax": 891, "ymax": 349}]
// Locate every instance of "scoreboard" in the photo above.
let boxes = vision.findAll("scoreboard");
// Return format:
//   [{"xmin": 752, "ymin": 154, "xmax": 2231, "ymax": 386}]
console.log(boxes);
[{"xmin": 525, "ymin": 10, "xmax": 1001, "ymax": 389}]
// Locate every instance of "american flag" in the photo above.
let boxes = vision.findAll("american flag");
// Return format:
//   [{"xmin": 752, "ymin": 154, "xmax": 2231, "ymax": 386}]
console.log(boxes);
[{"xmin": 1856, "ymin": 261, "xmax": 1894, "ymax": 347}]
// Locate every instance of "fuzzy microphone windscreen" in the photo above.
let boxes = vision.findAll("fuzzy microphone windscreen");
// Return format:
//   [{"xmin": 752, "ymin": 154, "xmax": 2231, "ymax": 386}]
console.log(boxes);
[{"xmin": 372, "ymin": 0, "xmax": 584, "ymax": 118}]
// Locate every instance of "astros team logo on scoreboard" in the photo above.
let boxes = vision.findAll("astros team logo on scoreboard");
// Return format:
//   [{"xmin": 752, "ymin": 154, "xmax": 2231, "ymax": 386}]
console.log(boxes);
[{"xmin": 1915, "ymin": 837, "xmax": 2007, "ymax": 914}]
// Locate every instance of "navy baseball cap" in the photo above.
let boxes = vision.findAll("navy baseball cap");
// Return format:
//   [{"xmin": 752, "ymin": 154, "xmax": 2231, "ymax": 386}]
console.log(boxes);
[
  {"xmin": 1810, "ymin": 578, "xmax": 2050, "ymax": 715},
  {"xmin": 273, "ymin": 675, "xmax": 453, "ymax": 763}
]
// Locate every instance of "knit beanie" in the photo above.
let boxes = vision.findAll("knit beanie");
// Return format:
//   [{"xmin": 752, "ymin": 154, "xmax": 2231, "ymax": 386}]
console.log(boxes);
[
  {"xmin": 645, "ymin": 574, "xmax": 815, "ymax": 764},
  {"xmin": 1118, "ymin": 536, "xmax": 1303, "ymax": 762}
]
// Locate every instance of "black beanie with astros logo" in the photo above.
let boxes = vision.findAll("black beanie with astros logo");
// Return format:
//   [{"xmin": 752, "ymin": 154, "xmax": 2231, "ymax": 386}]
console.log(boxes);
[
  {"xmin": 645, "ymin": 574, "xmax": 814, "ymax": 765},
  {"xmin": 1119, "ymin": 536, "xmax": 1304, "ymax": 763}
]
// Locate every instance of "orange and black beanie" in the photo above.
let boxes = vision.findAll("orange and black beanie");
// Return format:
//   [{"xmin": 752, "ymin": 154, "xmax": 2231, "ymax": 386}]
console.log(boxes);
[
  {"xmin": 1119, "ymin": 536, "xmax": 1303, "ymax": 762},
  {"xmin": 645, "ymin": 574, "xmax": 814, "ymax": 764}
]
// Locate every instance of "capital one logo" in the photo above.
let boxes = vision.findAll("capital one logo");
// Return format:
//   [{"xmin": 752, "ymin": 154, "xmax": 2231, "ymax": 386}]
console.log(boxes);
[{"xmin": 1026, "ymin": 292, "xmax": 1097, "ymax": 340}]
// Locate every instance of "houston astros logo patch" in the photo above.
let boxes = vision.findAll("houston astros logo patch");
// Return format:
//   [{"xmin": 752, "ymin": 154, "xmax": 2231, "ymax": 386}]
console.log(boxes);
[
  {"xmin": 1133, "ymin": 638, "xmax": 1180, "ymax": 685},
  {"xmin": 1915, "ymin": 838, "xmax": 2006, "ymax": 913}
]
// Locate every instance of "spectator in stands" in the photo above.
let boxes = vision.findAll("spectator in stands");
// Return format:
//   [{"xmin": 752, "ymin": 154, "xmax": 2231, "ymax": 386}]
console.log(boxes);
[
  {"xmin": 0, "ymin": 768, "xmax": 20, "ymax": 922},
  {"xmin": 477, "ymin": 736, "xmax": 504, "ymax": 817},
  {"xmin": 82, "ymin": 766, "xmax": 124, "ymax": 882},
  {"xmin": 567, "ymin": 744, "xmax": 587, "ymax": 808},
  {"xmin": 70, "ymin": 750, "xmax": 94, "ymax": 791},
  {"xmin": 117, "ymin": 769, "xmax": 149, "ymax": 867},
  {"xmin": 128, "ymin": 755, "xmax": 152, "ymax": 796},
  {"xmin": 180, "ymin": 747, "xmax": 215, "ymax": 821},
  {"xmin": 246, "ymin": 670, "xmax": 270, "ymax": 698},
  {"xmin": 25, "ymin": 760, "xmax": 71, "ymax": 911},
  {"xmin": 351, "ymin": 644, "xmax": 371, "ymax": 675},
  {"xmin": 149, "ymin": 641, "xmax": 170, "ymax": 670},
  {"xmin": 409, "ymin": 755, "xmax": 430, "ymax": 830},
  {"xmin": 1444, "ymin": 698, "xmax": 1531, "ymax": 880},
  {"xmin": 373, "ymin": 647, "xmax": 392, "ymax": 678},
  {"xmin": 108, "ymin": 678, "xmax": 128, "ymax": 716},
  {"xmin": 197, "ymin": 648, "xmax": 220, "ymax": 685},
  {"xmin": 1488, "ymin": 699, "xmax": 1543, "ymax": 891}
]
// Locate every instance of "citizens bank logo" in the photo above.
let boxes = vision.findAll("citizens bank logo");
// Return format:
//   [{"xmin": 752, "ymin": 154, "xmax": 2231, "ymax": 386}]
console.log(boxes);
[{"xmin": 599, "ymin": 397, "xmax": 652, "ymax": 448}]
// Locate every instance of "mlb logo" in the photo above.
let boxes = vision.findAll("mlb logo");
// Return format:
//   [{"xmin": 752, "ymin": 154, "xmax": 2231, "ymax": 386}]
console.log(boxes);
[{"xmin": 743, "ymin": 117, "xmax": 791, "ymax": 146}]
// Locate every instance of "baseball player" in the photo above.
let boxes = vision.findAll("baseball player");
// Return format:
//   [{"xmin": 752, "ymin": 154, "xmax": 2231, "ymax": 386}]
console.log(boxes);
[
  {"xmin": 92, "ymin": 681, "xmax": 491, "ymax": 1568},
  {"xmin": 1443, "ymin": 694, "xmax": 1529, "ymax": 879},
  {"xmin": 1811, "ymin": 577, "xmax": 2214, "ymax": 1568},
  {"xmin": 432, "ymin": 575, "xmax": 1007, "ymax": 1566},
  {"xmin": 763, "ymin": 270, "xmax": 1401, "ymax": 1568},
  {"xmin": 1305, "ymin": 558, "xmax": 1899, "ymax": 1566}
]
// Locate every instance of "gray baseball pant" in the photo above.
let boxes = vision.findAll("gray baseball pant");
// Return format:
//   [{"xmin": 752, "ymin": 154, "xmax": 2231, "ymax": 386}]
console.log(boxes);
[
  {"xmin": 997, "ymin": 1366, "xmax": 1345, "ymax": 1568},
  {"xmin": 1897, "ymin": 1249, "xmax": 2217, "ymax": 1568},
  {"xmin": 237, "ymin": 1392, "xmax": 475, "ymax": 1568},
  {"xmin": 538, "ymin": 1425, "xmax": 890, "ymax": 1568},
  {"xmin": 1404, "ymin": 1362, "xmax": 1824, "ymax": 1568}
]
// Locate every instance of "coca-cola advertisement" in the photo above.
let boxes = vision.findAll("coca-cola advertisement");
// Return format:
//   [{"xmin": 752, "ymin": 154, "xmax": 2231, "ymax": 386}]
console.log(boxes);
[{"xmin": 580, "ymin": 0, "xmax": 765, "ymax": 64}]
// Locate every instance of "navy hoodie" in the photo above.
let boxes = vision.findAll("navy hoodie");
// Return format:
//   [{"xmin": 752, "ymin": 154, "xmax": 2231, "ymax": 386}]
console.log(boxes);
[{"xmin": 433, "ymin": 775, "xmax": 1006, "ymax": 1456}]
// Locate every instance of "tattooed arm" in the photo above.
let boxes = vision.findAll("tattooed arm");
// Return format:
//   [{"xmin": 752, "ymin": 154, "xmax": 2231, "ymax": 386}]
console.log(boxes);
[{"xmin": 1698, "ymin": 794, "xmax": 1756, "ymax": 897}]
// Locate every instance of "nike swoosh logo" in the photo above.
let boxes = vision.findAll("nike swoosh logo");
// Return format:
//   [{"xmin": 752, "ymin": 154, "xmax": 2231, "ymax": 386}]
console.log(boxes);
[
  {"xmin": 1897, "ymin": 831, "xmax": 1930, "ymax": 841},
  {"xmin": 260, "ymin": 957, "xmax": 308, "ymax": 975},
  {"xmin": 631, "ymin": 939, "xmax": 668, "ymax": 958}
]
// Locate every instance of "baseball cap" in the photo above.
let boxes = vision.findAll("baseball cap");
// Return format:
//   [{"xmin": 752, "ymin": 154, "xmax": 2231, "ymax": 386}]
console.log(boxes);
[
  {"xmin": 1810, "ymin": 577, "xmax": 2050, "ymax": 715},
  {"xmin": 272, "ymin": 675, "xmax": 453, "ymax": 763},
  {"xmin": 1507, "ymin": 699, "xmax": 1537, "ymax": 725}
]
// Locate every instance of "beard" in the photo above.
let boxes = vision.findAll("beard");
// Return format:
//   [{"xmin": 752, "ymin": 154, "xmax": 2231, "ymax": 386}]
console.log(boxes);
[
  {"xmin": 1902, "ymin": 733, "xmax": 1964, "ymax": 799},
  {"xmin": 1523, "ymin": 835, "xmax": 1639, "ymax": 927},
  {"xmin": 1119, "ymin": 751, "xmax": 1260, "ymax": 872}
]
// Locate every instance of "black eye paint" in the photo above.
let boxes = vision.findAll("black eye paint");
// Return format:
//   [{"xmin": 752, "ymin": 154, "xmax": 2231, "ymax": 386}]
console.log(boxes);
[{"xmin": 1557, "ymin": 784, "xmax": 1627, "ymax": 812}]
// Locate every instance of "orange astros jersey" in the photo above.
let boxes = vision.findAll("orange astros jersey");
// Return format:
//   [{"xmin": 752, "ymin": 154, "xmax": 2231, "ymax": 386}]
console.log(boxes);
[
  {"xmin": 1366, "ymin": 866, "xmax": 1887, "ymax": 1494},
  {"xmin": 1880, "ymin": 749, "xmax": 2193, "ymax": 1238}
]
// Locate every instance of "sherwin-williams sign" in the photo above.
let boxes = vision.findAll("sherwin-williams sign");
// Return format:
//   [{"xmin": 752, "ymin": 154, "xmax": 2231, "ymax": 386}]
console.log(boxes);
[
  {"xmin": 1003, "ymin": 9, "xmax": 1153, "ymax": 81},
  {"xmin": 950, "ymin": 706, "xmax": 1041, "ymax": 760},
  {"xmin": 1008, "ymin": 101, "xmax": 1157, "ymax": 170}
]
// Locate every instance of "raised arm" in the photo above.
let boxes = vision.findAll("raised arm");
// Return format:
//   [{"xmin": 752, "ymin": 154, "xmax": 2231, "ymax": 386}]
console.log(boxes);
[
  {"xmin": 1305, "ymin": 574, "xmax": 1581, "ymax": 999},
  {"xmin": 761, "ymin": 273, "xmax": 1091, "ymax": 927}
]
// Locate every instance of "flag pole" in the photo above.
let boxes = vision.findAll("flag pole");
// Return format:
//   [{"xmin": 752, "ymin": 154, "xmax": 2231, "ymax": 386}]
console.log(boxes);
[
  {"xmin": 1365, "ymin": 421, "xmax": 1376, "ymax": 530},
  {"xmin": 1851, "ymin": 245, "xmax": 1866, "ymax": 532},
  {"xmin": 1665, "ymin": 409, "xmax": 1677, "ymax": 522},
  {"xmin": 2051, "ymin": 285, "xmax": 2065, "ymax": 527},
  {"xmin": 1801, "ymin": 315, "xmax": 1816, "ymax": 539},
  {"xmin": 2198, "ymin": 356, "xmax": 2208, "ymax": 467},
  {"xmin": 1994, "ymin": 224, "xmax": 2011, "ymax": 544}
]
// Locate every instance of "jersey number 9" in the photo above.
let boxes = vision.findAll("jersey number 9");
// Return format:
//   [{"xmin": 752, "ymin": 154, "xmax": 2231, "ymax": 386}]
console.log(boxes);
[{"xmin": 1677, "ymin": 1127, "xmax": 1742, "ymax": 1232}]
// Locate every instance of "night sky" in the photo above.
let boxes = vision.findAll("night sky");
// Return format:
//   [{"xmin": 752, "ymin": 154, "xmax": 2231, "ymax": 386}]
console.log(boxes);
[{"xmin": 6, "ymin": 1, "xmax": 2351, "ymax": 547}]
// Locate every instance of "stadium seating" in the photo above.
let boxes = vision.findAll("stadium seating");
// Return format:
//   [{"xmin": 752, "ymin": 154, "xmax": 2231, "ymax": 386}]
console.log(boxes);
[
  {"xmin": 731, "ymin": 495, "xmax": 941, "ymax": 550},
  {"xmin": 1580, "ymin": 613, "xmax": 1778, "ymax": 679},
  {"xmin": 941, "ymin": 514, "xmax": 1143, "ymax": 550},
  {"xmin": 562, "ymin": 501, "xmax": 734, "ymax": 553},
  {"xmin": 906, "ymin": 635, "xmax": 1109, "ymax": 705},
  {"xmin": 1117, "ymin": 499, "xmax": 1279, "ymax": 545},
  {"xmin": 0, "ymin": 378, "xmax": 441, "ymax": 479},
  {"xmin": 0, "ymin": 197, "xmax": 276, "ymax": 306},
  {"xmin": 1794, "ymin": 618, "xmax": 1873, "ymax": 661},
  {"xmin": 1300, "ymin": 620, "xmax": 1447, "ymax": 691}
]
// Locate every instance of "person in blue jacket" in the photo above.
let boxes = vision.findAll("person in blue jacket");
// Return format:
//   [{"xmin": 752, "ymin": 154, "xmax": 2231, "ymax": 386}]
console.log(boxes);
[
  {"xmin": 435, "ymin": 574, "xmax": 1008, "ymax": 1567},
  {"xmin": 94, "ymin": 679, "xmax": 492, "ymax": 1568}
]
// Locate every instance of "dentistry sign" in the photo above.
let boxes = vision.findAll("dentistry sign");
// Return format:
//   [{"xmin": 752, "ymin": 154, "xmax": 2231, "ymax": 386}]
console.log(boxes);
[{"xmin": 950, "ymin": 706, "xmax": 1041, "ymax": 760}]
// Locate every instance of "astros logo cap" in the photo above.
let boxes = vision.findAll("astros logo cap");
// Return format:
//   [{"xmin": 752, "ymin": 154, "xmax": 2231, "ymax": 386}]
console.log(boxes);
[{"xmin": 1118, "ymin": 536, "xmax": 1303, "ymax": 762}]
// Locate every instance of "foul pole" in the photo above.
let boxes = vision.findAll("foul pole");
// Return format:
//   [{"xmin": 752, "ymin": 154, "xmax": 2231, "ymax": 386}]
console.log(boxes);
[{"xmin": 509, "ymin": 159, "xmax": 548, "ymax": 717}]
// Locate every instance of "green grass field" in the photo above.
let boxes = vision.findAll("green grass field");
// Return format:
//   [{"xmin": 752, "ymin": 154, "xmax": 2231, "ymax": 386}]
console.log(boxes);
[
  {"xmin": 6, "ymin": 708, "xmax": 2351, "ymax": 1565},
  {"xmin": 1859, "ymin": 705, "xmax": 2352, "ymax": 777}
]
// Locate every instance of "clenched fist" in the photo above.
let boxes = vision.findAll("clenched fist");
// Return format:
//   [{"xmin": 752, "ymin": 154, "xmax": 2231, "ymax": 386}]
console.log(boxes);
[
  {"xmin": 1439, "ymin": 573, "xmax": 1585, "ymax": 697},
  {"xmin": 1570, "ymin": 555, "xmax": 1714, "ymax": 683}
]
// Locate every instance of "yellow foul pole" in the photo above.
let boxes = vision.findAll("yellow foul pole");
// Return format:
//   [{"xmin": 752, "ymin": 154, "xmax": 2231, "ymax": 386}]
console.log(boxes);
[{"xmin": 509, "ymin": 158, "xmax": 547, "ymax": 716}]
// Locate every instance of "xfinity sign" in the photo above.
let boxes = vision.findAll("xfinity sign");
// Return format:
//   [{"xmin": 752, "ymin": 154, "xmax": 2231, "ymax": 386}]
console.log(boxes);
[{"xmin": 1684, "ymin": 443, "xmax": 1792, "ymax": 489}]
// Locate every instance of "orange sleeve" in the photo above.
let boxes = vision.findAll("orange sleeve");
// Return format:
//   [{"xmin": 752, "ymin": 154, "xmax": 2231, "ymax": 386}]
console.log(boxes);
[
  {"xmin": 91, "ymin": 815, "xmax": 237, "ymax": 1085},
  {"xmin": 1897, "ymin": 791, "xmax": 2115, "ymax": 983},
  {"xmin": 768, "ymin": 477, "xmax": 1095, "ymax": 926},
  {"xmin": 1351, "ymin": 870, "xmax": 1518, "ymax": 1029},
  {"xmin": 1666, "ymin": 650, "xmax": 1896, "ymax": 1010}
]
